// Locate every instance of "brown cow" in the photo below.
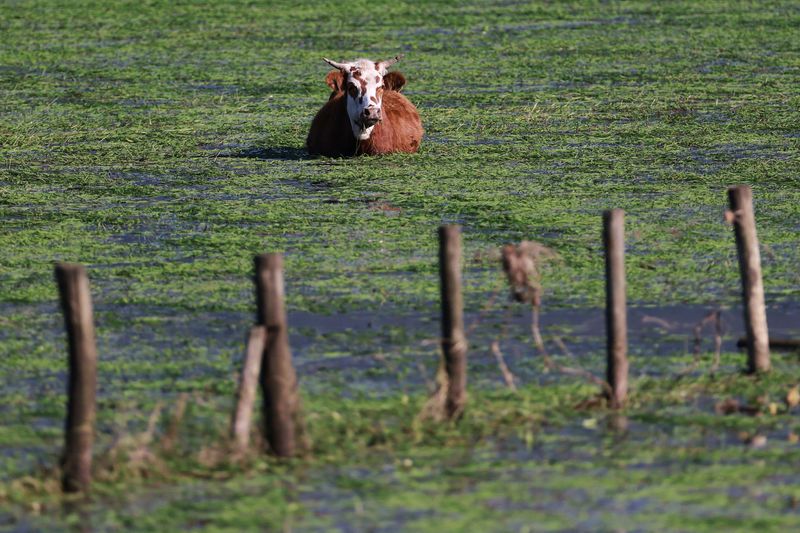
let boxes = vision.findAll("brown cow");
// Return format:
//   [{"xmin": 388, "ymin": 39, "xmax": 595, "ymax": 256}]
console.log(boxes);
[{"xmin": 306, "ymin": 56, "xmax": 423, "ymax": 157}]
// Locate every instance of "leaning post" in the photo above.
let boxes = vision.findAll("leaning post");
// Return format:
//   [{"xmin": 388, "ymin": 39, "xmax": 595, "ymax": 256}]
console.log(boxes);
[
  {"xmin": 230, "ymin": 325, "xmax": 267, "ymax": 451},
  {"xmin": 54, "ymin": 263, "xmax": 98, "ymax": 493},
  {"xmin": 603, "ymin": 210, "xmax": 629, "ymax": 408},
  {"xmin": 727, "ymin": 185, "xmax": 770, "ymax": 373},
  {"xmin": 439, "ymin": 225, "xmax": 467, "ymax": 420}
]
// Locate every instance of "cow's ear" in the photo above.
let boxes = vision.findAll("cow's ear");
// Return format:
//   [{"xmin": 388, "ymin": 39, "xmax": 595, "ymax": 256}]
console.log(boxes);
[
  {"xmin": 325, "ymin": 70, "xmax": 345, "ymax": 92},
  {"xmin": 383, "ymin": 71, "xmax": 406, "ymax": 92}
]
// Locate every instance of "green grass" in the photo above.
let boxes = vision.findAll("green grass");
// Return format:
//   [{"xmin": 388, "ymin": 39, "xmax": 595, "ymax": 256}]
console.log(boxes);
[
  {"xmin": 2, "ymin": 0, "xmax": 800, "ymax": 530},
  {"xmin": 2, "ymin": 0, "xmax": 798, "ymax": 311}
]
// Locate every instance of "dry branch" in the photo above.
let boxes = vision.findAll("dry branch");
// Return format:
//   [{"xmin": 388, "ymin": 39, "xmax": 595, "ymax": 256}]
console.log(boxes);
[{"xmin": 490, "ymin": 341, "xmax": 518, "ymax": 391}]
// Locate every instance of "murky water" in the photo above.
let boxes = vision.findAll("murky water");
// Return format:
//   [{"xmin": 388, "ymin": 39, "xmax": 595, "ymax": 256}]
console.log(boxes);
[{"xmin": 3, "ymin": 300, "xmax": 799, "ymax": 402}]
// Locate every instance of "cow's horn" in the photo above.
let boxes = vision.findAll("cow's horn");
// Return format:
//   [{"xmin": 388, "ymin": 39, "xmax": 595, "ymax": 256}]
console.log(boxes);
[
  {"xmin": 323, "ymin": 58, "xmax": 349, "ymax": 71},
  {"xmin": 379, "ymin": 54, "xmax": 403, "ymax": 69}
]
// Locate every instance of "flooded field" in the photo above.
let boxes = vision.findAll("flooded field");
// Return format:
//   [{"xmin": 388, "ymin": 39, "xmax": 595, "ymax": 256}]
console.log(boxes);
[
  {"xmin": 2, "ymin": 0, "xmax": 799, "ymax": 530},
  {"xmin": 2, "ymin": 297, "xmax": 800, "ymax": 530}
]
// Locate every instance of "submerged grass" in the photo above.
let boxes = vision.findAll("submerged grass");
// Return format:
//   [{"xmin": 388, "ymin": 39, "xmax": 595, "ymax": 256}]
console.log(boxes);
[
  {"xmin": 4, "ymin": 365, "xmax": 800, "ymax": 531},
  {"xmin": 2, "ymin": 0, "xmax": 800, "ymax": 529}
]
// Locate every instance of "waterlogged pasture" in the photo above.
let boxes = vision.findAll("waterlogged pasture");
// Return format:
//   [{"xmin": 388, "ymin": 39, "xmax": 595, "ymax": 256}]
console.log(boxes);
[{"xmin": 2, "ymin": 0, "xmax": 800, "ymax": 530}]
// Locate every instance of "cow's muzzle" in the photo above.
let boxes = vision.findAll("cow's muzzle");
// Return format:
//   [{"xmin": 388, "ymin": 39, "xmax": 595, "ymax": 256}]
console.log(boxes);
[{"xmin": 361, "ymin": 107, "xmax": 382, "ymax": 128}]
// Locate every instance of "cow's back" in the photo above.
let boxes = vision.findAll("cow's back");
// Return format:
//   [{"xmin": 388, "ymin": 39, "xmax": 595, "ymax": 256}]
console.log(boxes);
[{"xmin": 306, "ymin": 94, "xmax": 357, "ymax": 157}]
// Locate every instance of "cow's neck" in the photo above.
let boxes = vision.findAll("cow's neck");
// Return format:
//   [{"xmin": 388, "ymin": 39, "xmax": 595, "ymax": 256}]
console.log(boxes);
[
  {"xmin": 352, "ymin": 123, "xmax": 376, "ymax": 141},
  {"xmin": 355, "ymin": 123, "xmax": 384, "ymax": 155}
]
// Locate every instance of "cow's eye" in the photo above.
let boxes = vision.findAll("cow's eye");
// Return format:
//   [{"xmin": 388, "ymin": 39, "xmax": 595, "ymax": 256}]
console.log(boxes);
[{"xmin": 347, "ymin": 84, "xmax": 358, "ymax": 99}]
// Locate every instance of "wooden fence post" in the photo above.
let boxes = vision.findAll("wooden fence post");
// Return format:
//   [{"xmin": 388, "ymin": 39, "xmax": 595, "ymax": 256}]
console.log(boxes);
[
  {"xmin": 254, "ymin": 254, "xmax": 300, "ymax": 457},
  {"xmin": 230, "ymin": 325, "xmax": 267, "ymax": 450},
  {"xmin": 728, "ymin": 185, "xmax": 770, "ymax": 373},
  {"xmin": 603, "ymin": 210, "xmax": 628, "ymax": 408},
  {"xmin": 54, "ymin": 263, "xmax": 98, "ymax": 493},
  {"xmin": 439, "ymin": 225, "xmax": 467, "ymax": 420}
]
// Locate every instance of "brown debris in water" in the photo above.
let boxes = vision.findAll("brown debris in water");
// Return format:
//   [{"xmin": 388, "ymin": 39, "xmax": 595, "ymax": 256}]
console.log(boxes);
[
  {"xmin": 500, "ymin": 240, "xmax": 559, "ymax": 304},
  {"xmin": 500, "ymin": 240, "xmax": 612, "ymax": 404},
  {"xmin": 715, "ymin": 398, "xmax": 761, "ymax": 416}
]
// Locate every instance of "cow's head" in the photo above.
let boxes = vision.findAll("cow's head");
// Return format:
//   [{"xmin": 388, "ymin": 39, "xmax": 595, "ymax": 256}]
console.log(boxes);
[{"xmin": 322, "ymin": 55, "xmax": 404, "ymax": 141}]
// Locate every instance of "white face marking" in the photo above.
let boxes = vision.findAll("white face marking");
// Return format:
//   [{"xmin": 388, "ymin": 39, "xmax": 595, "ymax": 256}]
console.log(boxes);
[{"xmin": 340, "ymin": 59, "xmax": 387, "ymax": 140}]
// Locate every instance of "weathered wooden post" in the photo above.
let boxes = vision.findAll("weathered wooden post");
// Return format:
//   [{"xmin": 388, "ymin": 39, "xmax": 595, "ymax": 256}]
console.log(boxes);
[
  {"xmin": 254, "ymin": 254, "xmax": 301, "ymax": 457},
  {"xmin": 54, "ymin": 263, "xmax": 98, "ymax": 493},
  {"xmin": 603, "ymin": 210, "xmax": 628, "ymax": 408},
  {"xmin": 230, "ymin": 325, "xmax": 267, "ymax": 450},
  {"xmin": 728, "ymin": 185, "xmax": 770, "ymax": 373},
  {"xmin": 439, "ymin": 225, "xmax": 467, "ymax": 420}
]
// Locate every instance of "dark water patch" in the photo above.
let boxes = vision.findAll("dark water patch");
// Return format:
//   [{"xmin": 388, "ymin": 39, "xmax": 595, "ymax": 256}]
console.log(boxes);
[
  {"xmin": 140, "ymin": 302, "xmax": 800, "ymax": 392},
  {"xmin": 116, "ymin": 98, "xmax": 173, "ymax": 108},
  {"xmin": 423, "ymin": 135, "xmax": 523, "ymax": 147},
  {"xmin": 198, "ymin": 142, "xmax": 251, "ymax": 152},
  {"xmin": 107, "ymin": 170, "xmax": 205, "ymax": 188},
  {"xmin": 0, "ymin": 445, "xmax": 57, "ymax": 482},
  {"xmin": 389, "ymin": 26, "xmax": 458, "ymax": 37},
  {"xmin": 676, "ymin": 144, "xmax": 791, "ymax": 175},
  {"xmin": 390, "ymin": 17, "xmax": 641, "ymax": 40},
  {"xmin": 493, "ymin": 17, "xmax": 642, "ymax": 34},
  {"xmin": 697, "ymin": 58, "xmax": 748, "ymax": 74},
  {"xmin": 493, "ymin": 416, "xmax": 798, "ymax": 468},
  {"xmin": 0, "ymin": 65, "xmax": 30, "ymax": 77},
  {"xmin": 0, "ymin": 370, "xmax": 67, "ymax": 409},
  {"xmin": 564, "ymin": 141, "xmax": 627, "ymax": 149},
  {"xmin": 101, "ymin": 214, "xmax": 213, "ymax": 247},
  {"xmin": 697, "ymin": 111, "xmax": 732, "ymax": 124},
  {"xmin": 415, "ymin": 80, "xmax": 583, "ymax": 103},
  {"xmin": 470, "ymin": 138, "xmax": 511, "ymax": 146},
  {"xmin": 283, "ymin": 415, "xmax": 800, "ymax": 528},
  {"xmin": 218, "ymin": 145, "xmax": 310, "ymax": 161},
  {"xmin": 189, "ymin": 83, "xmax": 241, "ymax": 94},
  {"xmin": 4, "ymin": 300, "xmax": 800, "ymax": 434}
]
